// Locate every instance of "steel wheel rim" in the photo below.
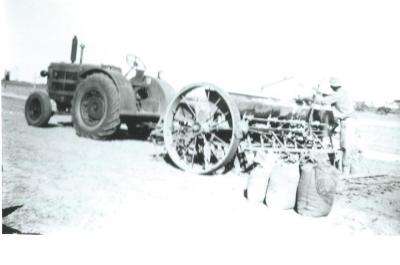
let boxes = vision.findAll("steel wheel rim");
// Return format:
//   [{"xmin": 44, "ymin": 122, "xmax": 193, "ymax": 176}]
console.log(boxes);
[
  {"xmin": 164, "ymin": 83, "xmax": 240, "ymax": 174},
  {"xmin": 80, "ymin": 89, "xmax": 105, "ymax": 127}
]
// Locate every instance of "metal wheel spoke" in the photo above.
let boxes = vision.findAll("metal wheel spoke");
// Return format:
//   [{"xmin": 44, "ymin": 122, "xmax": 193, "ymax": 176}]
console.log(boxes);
[
  {"xmin": 206, "ymin": 117, "xmax": 232, "ymax": 131},
  {"xmin": 175, "ymin": 104, "xmax": 194, "ymax": 120},
  {"xmin": 190, "ymin": 136, "xmax": 198, "ymax": 168},
  {"xmin": 210, "ymin": 145, "xmax": 227, "ymax": 161},
  {"xmin": 172, "ymin": 130, "xmax": 194, "ymax": 143},
  {"xmin": 206, "ymin": 87, "xmax": 211, "ymax": 102},
  {"xmin": 202, "ymin": 135, "xmax": 212, "ymax": 168},
  {"xmin": 210, "ymin": 133, "xmax": 230, "ymax": 149},
  {"xmin": 180, "ymin": 96, "xmax": 196, "ymax": 120},
  {"xmin": 206, "ymin": 136, "xmax": 226, "ymax": 160},
  {"xmin": 171, "ymin": 118, "xmax": 193, "ymax": 128},
  {"xmin": 172, "ymin": 104, "xmax": 196, "ymax": 129},
  {"xmin": 206, "ymin": 96, "xmax": 222, "ymax": 122},
  {"xmin": 171, "ymin": 122, "xmax": 200, "ymax": 138},
  {"xmin": 194, "ymin": 96, "xmax": 201, "ymax": 118}
]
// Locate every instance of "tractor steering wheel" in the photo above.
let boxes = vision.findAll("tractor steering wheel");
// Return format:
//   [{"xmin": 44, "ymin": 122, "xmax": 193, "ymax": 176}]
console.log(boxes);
[{"xmin": 126, "ymin": 54, "xmax": 146, "ymax": 72}]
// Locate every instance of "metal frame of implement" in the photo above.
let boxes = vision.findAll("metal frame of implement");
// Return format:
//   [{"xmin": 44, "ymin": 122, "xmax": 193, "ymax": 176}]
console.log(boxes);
[{"xmin": 160, "ymin": 83, "xmax": 338, "ymax": 174}]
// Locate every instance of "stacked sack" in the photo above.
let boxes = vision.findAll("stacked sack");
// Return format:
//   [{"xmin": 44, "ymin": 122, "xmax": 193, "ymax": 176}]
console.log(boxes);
[
  {"xmin": 246, "ymin": 153, "xmax": 300, "ymax": 210},
  {"xmin": 246, "ymin": 153, "xmax": 339, "ymax": 217},
  {"xmin": 295, "ymin": 158, "xmax": 339, "ymax": 217},
  {"xmin": 246, "ymin": 153, "xmax": 277, "ymax": 203},
  {"xmin": 265, "ymin": 159, "xmax": 300, "ymax": 209}
]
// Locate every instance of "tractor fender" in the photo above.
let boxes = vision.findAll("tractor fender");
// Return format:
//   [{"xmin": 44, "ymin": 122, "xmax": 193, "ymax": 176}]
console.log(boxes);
[
  {"xmin": 80, "ymin": 68, "xmax": 122, "ymax": 92},
  {"xmin": 80, "ymin": 68, "xmax": 134, "ymax": 116},
  {"xmin": 80, "ymin": 68, "xmax": 176, "ymax": 117},
  {"xmin": 118, "ymin": 75, "xmax": 175, "ymax": 117},
  {"xmin": 150, "ymin": 77, "xmax": 176, "ymax": 115}
]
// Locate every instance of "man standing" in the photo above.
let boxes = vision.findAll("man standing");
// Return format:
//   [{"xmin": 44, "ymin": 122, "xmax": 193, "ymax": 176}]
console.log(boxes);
[{"xmin": 313, "ymin": 77, "xmax": 356, "ymax": 174}]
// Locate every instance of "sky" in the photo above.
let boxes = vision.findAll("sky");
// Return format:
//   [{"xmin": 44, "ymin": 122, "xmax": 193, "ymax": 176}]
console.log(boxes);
[{"xmin": 2, "ymin": 0, "xmax": 400, "ymax": 104}]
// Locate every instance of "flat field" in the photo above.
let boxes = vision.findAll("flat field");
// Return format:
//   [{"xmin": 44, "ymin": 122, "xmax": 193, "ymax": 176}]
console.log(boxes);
[{"xmin": 2, "ymin": 84, "xmax": 400, "ymax": 236}]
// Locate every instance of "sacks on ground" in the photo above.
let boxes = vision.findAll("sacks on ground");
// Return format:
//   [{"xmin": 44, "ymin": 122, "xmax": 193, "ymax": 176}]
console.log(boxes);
[
  {"xmin": 265, "ymin": 160, "xmax": 300, "ymax": 209},
  {"xmin": 246, "ymin": 153, "xmax": 276, "ymax": 203},
  {"xmin": 295, "ymin": 160, "xmax": 339, "ymax": 217}
]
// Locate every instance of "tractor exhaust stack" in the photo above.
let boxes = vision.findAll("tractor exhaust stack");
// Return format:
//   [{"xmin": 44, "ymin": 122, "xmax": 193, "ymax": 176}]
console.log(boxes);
[
  {"xmin": 79, "ymin": 44, "xmax": 85, "ymax": 64},
  {"xmin": 71, "ymin": 36, "xmax": 78, "ymax": 64}
]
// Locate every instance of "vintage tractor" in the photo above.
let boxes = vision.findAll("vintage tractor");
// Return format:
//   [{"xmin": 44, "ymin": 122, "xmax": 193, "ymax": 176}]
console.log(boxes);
[
  {"xmin": 162, "ymin": 83, "xmax": 337, "ymax": 174},
  {"xmin": 24, "ymin": 36, "xmax": 175, "ymax": 139}
]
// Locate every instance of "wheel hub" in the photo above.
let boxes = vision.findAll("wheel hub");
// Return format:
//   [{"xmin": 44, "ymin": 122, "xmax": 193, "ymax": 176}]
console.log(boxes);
[
  {"xmin": 87, "ymin": 97, "xmax": 104, "ymax": 120},
  {"xmin": 81, "ymin": 90, "xmax": 105, "ymax": 126},
  {"xmin": 192, "ymin": 123, "xmax": 201, "ymax": 133}
]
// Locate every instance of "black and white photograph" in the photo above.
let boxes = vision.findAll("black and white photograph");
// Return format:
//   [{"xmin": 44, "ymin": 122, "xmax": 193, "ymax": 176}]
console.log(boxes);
[{"xmin": 1, "ymin": 0, "xmax": 399, "ymax": 263}]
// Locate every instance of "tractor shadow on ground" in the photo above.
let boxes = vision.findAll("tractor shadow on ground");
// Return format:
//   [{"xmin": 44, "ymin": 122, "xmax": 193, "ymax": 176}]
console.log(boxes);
[
  {"xmin": 112, "ymin": 128, "xmax": 182, "ymax": 171},
  {"xmin": 2, "ymin": 205, "xmax": 40, "ymax": 235},
  {"xmin": 56, "ymin": 121, "xmax": 73, "ymax": 127},
  {"xmin": 161, "ymin": 153, "xmax": 180, "ymax": 170},
  {"xmin": 39, "ymin": 124, "xmax": 58, "ymax": 128},
  {"xmin": 159, "ymin": 153, "xmax": 242, "ymax": 175},
  {"xmin": 111, "ymin": 128, "xmax": 152, "ymax": 141},
  {"xmin": 43, "ymin": 122, "xmax": 73, "ymax": 128}
]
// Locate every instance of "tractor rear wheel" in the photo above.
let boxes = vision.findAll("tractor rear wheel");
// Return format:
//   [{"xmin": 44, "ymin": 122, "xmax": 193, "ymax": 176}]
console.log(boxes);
[
  {"xmin": 72, "ymin": 73, "xmax": 120, "ymax": 140},
  {"xmin": 24, "ymin": 91, "xmax": 52, "ymax": 127}
]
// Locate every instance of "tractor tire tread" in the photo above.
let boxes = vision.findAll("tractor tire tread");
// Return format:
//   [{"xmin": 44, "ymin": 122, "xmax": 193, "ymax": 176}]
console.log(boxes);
[{"xmin": 72, "ymin": 73, "xmax": 120, "ymax": 140}]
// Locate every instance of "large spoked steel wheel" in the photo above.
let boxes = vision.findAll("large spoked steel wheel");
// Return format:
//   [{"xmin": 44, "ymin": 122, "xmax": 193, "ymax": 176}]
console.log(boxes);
[
  {"xmin": 24, "ymin": 91, "xmax": 52, "ymax": 127},
  {"xmin": 72, "ymin": 73, "xmax": 120, "ymax": 139},
  {"xmin": 163, "ymin": 83, "xmax": 241, "ymax": 174}
]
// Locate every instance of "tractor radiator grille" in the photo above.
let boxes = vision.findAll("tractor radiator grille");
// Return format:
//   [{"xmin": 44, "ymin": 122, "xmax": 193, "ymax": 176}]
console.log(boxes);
[
  {"xmin": 66, "ymin": 71, "xmax": 78, "ymax": 80},
  {"xmin": 51, "ymin": 82, "xmax": 76, "ymax": 92},
  {"xmin": 53, "ymin": 70, "xmax": 79, "ymax": 81},
  {"xmin": 52, "ymin": 82, "xmax": 63, "ymax": 91},
  {"xmin": 64, "ymin": 84, "xmax": 76, "ymax": 91}
]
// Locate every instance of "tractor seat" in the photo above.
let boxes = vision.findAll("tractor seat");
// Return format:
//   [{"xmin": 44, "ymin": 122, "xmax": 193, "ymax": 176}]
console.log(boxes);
[{"xmin": 130, "ymin": 71, "xmax": 151, "ymax": 88}]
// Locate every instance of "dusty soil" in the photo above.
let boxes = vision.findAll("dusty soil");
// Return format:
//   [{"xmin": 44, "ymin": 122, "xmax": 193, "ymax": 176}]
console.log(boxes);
[{"xmin": 2, "ymin": 85, "xmax": 400, "ymax": 235}]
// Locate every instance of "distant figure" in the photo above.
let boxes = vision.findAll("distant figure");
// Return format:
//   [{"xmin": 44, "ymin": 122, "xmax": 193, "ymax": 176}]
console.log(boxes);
[
  {"xmin": 2, "ymin": 70, "xmax": 10, "ymax": 88},
  {"xmin": 4, "ymin": 70, "xmax": 10, "ymax": 81},
  {"xmin": 157, "ymin": 70, "xmax": 164, "ymax": 80},
  {"xmin": 313, "ymin": 77, "xmax": 356, "ymax": 174}
]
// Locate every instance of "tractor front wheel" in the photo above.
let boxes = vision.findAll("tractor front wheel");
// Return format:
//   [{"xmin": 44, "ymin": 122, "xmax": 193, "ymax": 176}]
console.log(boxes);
[
  {"xmin": 24, "ymin": 91, "xmax": 53, "ymax": 127},
  {"xmin": 72, "ymin": 73, "xmax": 120, "ymax": 139}
]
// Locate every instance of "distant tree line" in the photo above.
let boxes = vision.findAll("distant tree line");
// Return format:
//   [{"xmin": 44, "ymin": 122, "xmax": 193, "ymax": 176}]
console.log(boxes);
[
  {"xmin": 354, "ymin": 101, "xmax": 372, "ymax": 112},
  {"xmin": 355, "ymin": 101, "xmax": 400, "ymax": 115}
]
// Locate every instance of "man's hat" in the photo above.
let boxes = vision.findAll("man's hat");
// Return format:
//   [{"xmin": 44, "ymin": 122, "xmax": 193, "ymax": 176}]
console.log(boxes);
[{"xmin": 329, "ymin": 77, "xmax": 342, "ymax": 87}]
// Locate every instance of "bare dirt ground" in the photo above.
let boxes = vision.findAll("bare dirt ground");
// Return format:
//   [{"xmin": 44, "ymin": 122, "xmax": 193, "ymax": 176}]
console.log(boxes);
[{"xmin": 2, "ymin": 84, "xmax": 400, "ymax": 236}]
